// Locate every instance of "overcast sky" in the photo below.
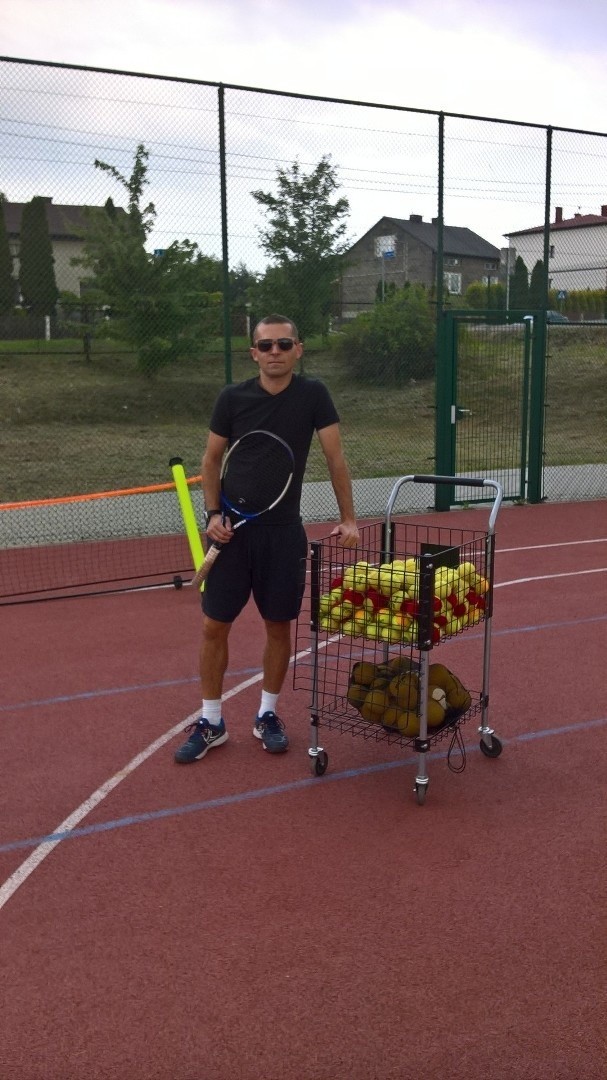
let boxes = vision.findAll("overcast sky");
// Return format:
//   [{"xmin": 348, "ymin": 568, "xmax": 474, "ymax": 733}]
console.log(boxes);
[
  {"xmin": 3, "ymin": 0, "xmax": 606, "ymax": 268},
  {"xmin": 5, "ymin": 0, "xmax": 606, "ymax": 130}
]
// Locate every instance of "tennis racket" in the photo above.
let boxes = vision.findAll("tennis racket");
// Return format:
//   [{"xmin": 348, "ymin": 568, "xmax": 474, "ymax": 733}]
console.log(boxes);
[{"xmin": 192, "ymin": 429, "xmax": 295, "ymax": 588}]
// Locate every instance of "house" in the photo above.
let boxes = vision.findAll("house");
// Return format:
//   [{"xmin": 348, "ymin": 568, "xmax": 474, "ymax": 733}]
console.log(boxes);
[
  {"xmin": 2, "ymin": 197, "xmax": 116, "ymax": 297},
  {"xmin": 505, "ymin": 204, "xmax": 607, "ymax": 293},
  {"xmin": 338, "ymin": 214, "xmax": 503, "ymax": 317}
]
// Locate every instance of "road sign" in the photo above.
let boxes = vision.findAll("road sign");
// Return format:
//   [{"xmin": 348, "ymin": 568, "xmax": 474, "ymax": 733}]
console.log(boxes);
[{"xmin": 557, "ymin": 290, "xmax": 567, "ymax": 301}]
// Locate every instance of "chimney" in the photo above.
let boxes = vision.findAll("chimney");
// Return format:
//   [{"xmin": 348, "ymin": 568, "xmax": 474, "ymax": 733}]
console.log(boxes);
[
  {"xmin": 555, "ymin": 206, "xmax": 563, "ymax": 222},
  {"xmin": 409, "ymin": 214, "xmax": 423, "ymax": 223},
  {"xmin": 601, "ymin": 205, "xmax": 607, "ymax": 217}
]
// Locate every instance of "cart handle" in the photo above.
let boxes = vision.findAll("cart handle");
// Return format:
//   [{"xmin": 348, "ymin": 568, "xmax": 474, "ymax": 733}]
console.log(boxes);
[{"xmin": 386, "ymin": 475, "xmax": 503, "ymax": 534}]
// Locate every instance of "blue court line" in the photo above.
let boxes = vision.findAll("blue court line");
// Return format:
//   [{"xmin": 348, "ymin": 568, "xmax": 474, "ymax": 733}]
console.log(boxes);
[
  {"xmin": 0, "ymin": 668, "xmax": 261, "ymax": 713},
  {"xmin": 2, "ymin": 613, "xmax": 605, "ymax": 714},
  {"xmin": 1, "ymin": 715, "xmax": 605, "ymax": 856}
]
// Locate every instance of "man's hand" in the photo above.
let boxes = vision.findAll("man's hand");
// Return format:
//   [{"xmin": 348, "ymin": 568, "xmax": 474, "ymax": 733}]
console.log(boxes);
[
  {"xmin": 206, "ymin": 514, "xmax": 234, "ymax": 544},
  {"xmin": 330, "ymin": 520, "xmax": 359, "ymax": 548}
]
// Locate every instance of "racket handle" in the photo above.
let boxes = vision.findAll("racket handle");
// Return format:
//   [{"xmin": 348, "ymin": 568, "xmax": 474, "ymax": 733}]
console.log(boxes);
[{"xmin": 191, "ymin": 542, "xmax": 223, "ymax": 589}]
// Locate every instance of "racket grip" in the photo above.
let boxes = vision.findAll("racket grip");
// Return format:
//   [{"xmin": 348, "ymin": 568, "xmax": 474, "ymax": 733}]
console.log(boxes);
[{"xmin": 191, "ymin": 542, "xmax": 223, "ymax": 590}]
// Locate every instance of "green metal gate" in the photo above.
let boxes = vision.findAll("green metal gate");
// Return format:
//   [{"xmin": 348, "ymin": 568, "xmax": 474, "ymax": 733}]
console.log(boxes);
[{"xmin": 435, "ymin": 310, "xmax": 546, "ymax": 511}]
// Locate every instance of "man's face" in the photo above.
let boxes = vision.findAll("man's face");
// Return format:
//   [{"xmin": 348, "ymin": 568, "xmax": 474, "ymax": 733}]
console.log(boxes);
[{"xmin": 250, "ymin": 323, "xmax": 303, "ymax": 378}]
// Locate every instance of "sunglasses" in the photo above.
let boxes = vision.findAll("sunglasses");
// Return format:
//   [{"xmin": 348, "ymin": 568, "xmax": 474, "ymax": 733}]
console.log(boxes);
[{"xmin": 254, "ymin": 337, "xmax": 297, "ymax": 352}]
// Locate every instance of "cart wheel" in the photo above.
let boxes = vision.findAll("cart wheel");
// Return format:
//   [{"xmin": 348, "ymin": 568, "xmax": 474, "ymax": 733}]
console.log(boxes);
[
  {"xmin": 173, "ymin": 575, "xmax": 183, "ymax": 590},
  {"xmin": 480, "ymin": 735, "xmax": 502, "ymax": 758},
  {"xmin": 414, "ymin": 781, "xmax": 428, "ymax": 806},
  {"xmin": 311, "ymin": 751, "xmax": 328, "ymax": 777}
]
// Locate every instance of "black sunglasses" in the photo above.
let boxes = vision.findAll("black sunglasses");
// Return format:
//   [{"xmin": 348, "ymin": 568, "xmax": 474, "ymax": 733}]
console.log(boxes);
[{"xmin": 254, "ymin": 337, "xmax": 297, "ymax": 352}]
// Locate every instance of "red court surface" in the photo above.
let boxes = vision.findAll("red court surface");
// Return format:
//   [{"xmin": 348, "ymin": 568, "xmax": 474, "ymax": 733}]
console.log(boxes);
[{"xmin": 1, "ymin": 500, "xmax": 606, "ymax": 1080}]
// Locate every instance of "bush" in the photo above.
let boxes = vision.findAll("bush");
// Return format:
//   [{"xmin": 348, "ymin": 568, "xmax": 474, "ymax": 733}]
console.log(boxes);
[{"xmin": 335, "ymin": 284, "xmax": 435, "ymax": 384}]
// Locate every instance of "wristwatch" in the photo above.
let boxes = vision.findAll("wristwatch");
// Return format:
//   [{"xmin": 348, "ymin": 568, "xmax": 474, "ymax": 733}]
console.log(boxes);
[{"xmin": 203, "ymin": 509, "xmax": 221, "ymax": 528}]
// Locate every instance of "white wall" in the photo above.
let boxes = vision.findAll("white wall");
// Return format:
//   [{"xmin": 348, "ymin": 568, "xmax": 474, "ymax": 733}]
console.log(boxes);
[{"xmin": 510, "ymin": 224, "xmax": 607, "ymax": 291}]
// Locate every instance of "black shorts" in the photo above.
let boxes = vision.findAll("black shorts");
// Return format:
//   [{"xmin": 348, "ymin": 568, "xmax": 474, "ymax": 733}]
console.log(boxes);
[{"xmin": 201, "ymin": 523, "xmax": 309, "ymax": 623}]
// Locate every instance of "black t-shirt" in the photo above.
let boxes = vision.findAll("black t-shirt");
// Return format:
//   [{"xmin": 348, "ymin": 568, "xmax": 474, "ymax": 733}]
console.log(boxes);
[{"xmin": 209, "ymin": 374, "xmax": 339, "ymax": 524}]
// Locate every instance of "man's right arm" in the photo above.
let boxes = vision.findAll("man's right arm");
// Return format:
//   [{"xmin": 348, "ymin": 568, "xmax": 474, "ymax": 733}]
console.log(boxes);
[{"xmin": 201, "ymin": 431, "xmax": 233, "ymax": 541}]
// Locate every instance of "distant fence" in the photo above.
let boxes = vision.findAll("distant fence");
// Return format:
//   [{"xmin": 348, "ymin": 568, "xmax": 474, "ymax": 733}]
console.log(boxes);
[{"xmin": 1, "ymin": 55, "xmax": 606, "ymax": 600}]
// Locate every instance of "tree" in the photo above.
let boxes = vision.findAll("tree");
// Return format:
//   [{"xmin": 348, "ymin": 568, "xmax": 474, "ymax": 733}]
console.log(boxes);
[
  {"xmin": 464, "ymin": 281, "xmax": 505, "ymax": 310},
  {"xmin": 19, "ymin": 196, "xmax": 59, "ymax": 315},
  {"xmin": 0, "ymin": 194, "xmax": 16, "ymax": 315},
  {"xmin": 251, "ymin": 156, "xmax": 350, "ymax": 340},
  {"xmin": 336, "ymin": 284, "xmax": 435, "ymax": 385},
  {"xmin": 529, "ymin": 259, "xmax": 546, "ymax": 309},
  {"xmin": 509, "ymin": 255, "xmax": 529, "ymax": 309},
  {"xmin": 76, "ymin": 144, "xmax": 221, "ymax": 374}
]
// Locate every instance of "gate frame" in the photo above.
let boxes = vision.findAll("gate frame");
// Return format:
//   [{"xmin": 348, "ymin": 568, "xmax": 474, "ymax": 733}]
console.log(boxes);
[{"xmin": 434, "ymin": 308, "xmax": 547, "ymax": 510}]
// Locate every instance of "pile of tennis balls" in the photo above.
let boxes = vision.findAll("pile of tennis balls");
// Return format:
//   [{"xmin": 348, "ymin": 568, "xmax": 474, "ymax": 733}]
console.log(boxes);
[
  {"xmin": 346, "ymin": 657, "xmax": 472, "ymax": 737},
  {"xmin": 318, "ymin": 557, "xmax": 489, "ymax": 644}
]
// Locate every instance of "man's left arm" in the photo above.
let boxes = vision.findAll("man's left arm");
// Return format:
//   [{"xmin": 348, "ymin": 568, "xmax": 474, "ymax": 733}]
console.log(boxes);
[{"xmin": 317, "ymin": 423, "xmax": 359, "ymax": 547}]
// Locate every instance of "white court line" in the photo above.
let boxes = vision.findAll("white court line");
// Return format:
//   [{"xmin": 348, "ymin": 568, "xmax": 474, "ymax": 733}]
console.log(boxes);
[
  {"xmin": 0, "ymin": 638, "xmax": 339, "ymax": 912},
  {"xmin": 498, "ymin": 538, "xmax": 606, "ymax": 553},
  {"xmin": 495, "ymin": 566, "xmax": 607, "ymax": 587},
  {"xmin": 2, "ymin": 557, "xmax": 605, "ymax": 911}
]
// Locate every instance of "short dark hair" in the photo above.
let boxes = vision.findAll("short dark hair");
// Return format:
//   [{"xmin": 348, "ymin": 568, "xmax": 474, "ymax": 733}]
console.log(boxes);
[{"xmin": 252, "ymin": 313, "xmax": 299, "ymax": 343}]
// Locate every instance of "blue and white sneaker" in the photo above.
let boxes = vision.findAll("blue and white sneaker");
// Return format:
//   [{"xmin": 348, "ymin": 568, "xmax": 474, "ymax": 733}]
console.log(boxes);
[
  {"xmin": 174, "ymin": 718, "xmax": 228, "ymax": 763},
  {"xmin": 253, "ymin": 711, "xmax": 289, "ymax": 753}
]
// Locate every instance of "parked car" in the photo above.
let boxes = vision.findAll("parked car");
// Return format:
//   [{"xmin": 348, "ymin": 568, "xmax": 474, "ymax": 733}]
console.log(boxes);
[{"xmin": 545, "ymin": 310, "xmax": 569, "ymax": 323}]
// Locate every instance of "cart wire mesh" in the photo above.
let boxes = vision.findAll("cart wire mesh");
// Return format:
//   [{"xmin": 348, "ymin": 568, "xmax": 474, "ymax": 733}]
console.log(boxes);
[{"xmin": 294, "ymin": 518, "xmax": 494, "ymax": 751}]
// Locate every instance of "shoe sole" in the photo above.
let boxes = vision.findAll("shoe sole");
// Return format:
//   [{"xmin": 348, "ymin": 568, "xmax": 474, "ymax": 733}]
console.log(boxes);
[
  {"xmin": 253, "ymin": 727, "xmax": 289, "ymax": 753},
  {"xmin": 175, "ymin": 730, "xmax": 228, "ymax": 763}
]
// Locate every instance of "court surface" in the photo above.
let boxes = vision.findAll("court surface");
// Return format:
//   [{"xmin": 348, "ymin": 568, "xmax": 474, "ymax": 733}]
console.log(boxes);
[{"xmin": 1, "ymin": 500, "xmax": 606, "ymax": 1080}]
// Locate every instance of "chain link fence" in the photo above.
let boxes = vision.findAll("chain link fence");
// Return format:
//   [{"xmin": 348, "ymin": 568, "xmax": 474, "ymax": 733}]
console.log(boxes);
[{"xmin": 0, "ymin": 57, "xmax": 605, "ymax": 599}]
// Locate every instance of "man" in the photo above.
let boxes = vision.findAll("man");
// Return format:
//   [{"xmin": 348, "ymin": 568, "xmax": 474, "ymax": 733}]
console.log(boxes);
[{"xmin": 174, "ymin": 313, "xmax": 359, "ymax": 763}]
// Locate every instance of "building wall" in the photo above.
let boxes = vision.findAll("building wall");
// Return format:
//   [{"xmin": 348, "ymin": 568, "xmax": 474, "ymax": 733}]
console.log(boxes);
[
  {"xmin": 52, "ymin": 239, "xmax": 87, "ymax": 294},
  {"xmin": 9, "ymin": 237, "xmax": 87, "ymax": 297},
  {"xmin": 340, "ymin": 224, "xmax": 502, "ymax": 316},
  {"xmin": 509, "ymin": 224, "xmax": 607, "ymax": 291},
  {"xmin": 340, "ymin": 229, "xmax": 434, "ymax": 316}
]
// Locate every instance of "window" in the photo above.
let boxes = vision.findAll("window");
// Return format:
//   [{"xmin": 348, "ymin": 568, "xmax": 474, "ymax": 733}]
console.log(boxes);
[
  {"xmin": 444, "ymin": 257, "xmax": 459, "ymax": 267},
  {"xmin": 444, "ymin": 272, "xmax": 462, "ymax": 294},
  {"xmin": 484, "ymin": 261, "xmax": 498, "ymax": 269},
  {"xmin": 549, "ymin": 245, "xmax": 555, "ymax": 258}
]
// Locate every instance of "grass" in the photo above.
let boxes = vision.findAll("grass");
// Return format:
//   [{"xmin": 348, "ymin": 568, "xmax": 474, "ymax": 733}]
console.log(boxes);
[{"xmin": 0, "ymin": 327, "xmax": 605, "ymax": 503}]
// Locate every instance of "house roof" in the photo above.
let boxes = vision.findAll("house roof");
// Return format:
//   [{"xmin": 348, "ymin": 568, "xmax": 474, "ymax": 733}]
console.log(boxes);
[
  {"xmin": 2, "ymin": 198, "xmax": 124, "ymax": 239},
  {"xmin": 506, "ymin": 211, "xmax": 607, "ymax": 237},
  {"xmin": 348, "ymin": 215, "xmax": 500, "ymax": 259}
]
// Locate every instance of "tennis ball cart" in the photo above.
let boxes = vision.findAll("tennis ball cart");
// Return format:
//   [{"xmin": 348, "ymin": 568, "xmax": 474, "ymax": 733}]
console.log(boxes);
[{"xmin": 294, "ymin": 475, "xmax": 504, "ymax": 805}]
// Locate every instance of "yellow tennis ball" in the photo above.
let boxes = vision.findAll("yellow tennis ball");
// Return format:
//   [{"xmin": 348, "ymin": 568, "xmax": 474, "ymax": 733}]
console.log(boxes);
[
  {"xmin": 396, "ymin": 709, "xmax": 421, "ymax": 737},
  {"xmin": 381, "ymin": 705, "xmax": 402, "ymax": 731},
  {"xmin": 351, "ymin": 661, "xmax": 378, "ymax": 687},
  {"xmin": 347, "ymin": 682, "xmax": 368, "ymax": 711},
  {"xmin": 428, "ymin": 663, "xmax": 458, "ymax": 694},
  {"xmin": 447, "ymin": 685, "xmax": 472, "ymax": 713},
  {"xmin": 361, "ymin": 688, "xmax": 392, "ymax": 724},
  {"xmin": 389, "ymin": 672, "xmax": 420, "ymax": 711},
  {"xmin": 382, "ymin": 706, "xmax": 420, "ymax": 737}
]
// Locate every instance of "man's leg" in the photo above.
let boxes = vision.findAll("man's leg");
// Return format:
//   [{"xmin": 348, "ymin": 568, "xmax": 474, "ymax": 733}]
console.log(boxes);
[
  {"xmin": 253, "ymin": 619, "xmax": 292, "ymax": 753},
  {"xmin": 200, "ymin": 614, "xmax": 232, "ymax": 698},
  {"xmin": 261, "ymin": 619, "xmax": 292, "ymax": 692},
  {"xmin": 174, "ymin": 615, "xmax": 232, "ymax": 763}
]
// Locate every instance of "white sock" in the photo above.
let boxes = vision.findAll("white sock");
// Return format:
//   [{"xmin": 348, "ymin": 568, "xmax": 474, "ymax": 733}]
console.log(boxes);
[
  {"xmin": 202, "ymin": 699, "xmax": 222, "ymax": 726},
  {"xmin": 258, "ymin": 690, "xmax": 279, "ymax": 719}
]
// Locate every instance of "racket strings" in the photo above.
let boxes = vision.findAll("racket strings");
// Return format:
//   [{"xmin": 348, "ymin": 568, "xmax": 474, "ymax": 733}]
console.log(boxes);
[{"xmin": 222, "ymin": 433, "xmax": 293, "ymax": 515}]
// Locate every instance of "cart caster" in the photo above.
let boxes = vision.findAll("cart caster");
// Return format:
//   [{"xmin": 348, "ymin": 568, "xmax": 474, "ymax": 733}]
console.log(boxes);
[
  {"xmin": 414, "ymin": 780, "xmax": 428, "ymax": 805},
  {"xmin": 479, "ymin": 734, "xmax": 502, "ymax": 758},
  {"xmin": 309, "ymin": 750, "xmax": 328, "ymax": 776}
]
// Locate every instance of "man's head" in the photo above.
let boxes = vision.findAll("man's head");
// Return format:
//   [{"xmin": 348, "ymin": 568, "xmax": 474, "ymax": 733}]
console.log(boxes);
[
  {"xmin": 252, "ymin": 313, "xmax": 299, "ymax": 345},
  {"xmin": 250, "ymin": 314, "xmax": 303, "ymax": 383}
]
